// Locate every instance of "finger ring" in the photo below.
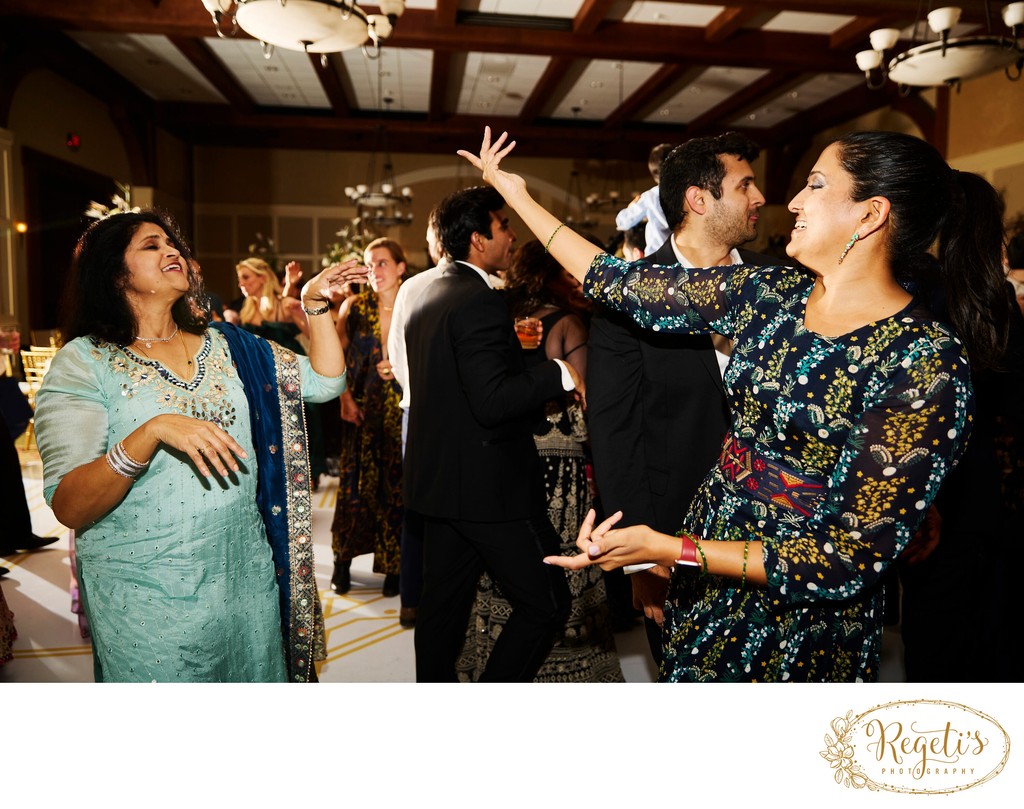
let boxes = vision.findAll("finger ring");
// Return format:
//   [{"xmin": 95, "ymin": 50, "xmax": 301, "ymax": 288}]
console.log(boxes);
[{"xmin": 199, "ymin": 445, "xmax": 210, "ymax": 453}]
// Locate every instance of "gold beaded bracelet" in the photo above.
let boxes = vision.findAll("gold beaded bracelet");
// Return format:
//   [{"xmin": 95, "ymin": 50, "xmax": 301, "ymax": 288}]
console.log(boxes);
[{"xmin": 741, "ymin": 538, "xmax": 750, "ymax": 587}]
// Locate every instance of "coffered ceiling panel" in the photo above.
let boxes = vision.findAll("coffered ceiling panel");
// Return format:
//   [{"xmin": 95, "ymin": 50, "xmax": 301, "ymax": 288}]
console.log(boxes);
[
  {"xmin": 341, "ymin": 47, "xmax": 434, "ymax": 113},
  {"xmin": 206, "ymin": 38, "xmax": 331, "ymax": 108},
  {"xmin": 456, "ymin": 52, "xmax": 552, "ymax": 117},
  {"xmin": 620, "ymin": 2, "xmax": 727, "ymax": 27},
  {"xmin": 642, "ymin": 66, "xmax": 770, "ymax": 125},
  {"xmin": 69, "ymin": 31, "xmax": 225, "ymax": 104},
  {"xmin": 551, "ymin": 60, "xmax": 663, "ymax": 121},
  {"xmin": 5, "ymin": 0, "xmax": 1008, "ymax": 159}
]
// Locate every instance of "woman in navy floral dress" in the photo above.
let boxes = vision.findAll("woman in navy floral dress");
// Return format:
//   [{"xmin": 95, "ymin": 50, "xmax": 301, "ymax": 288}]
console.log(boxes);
[{"xmin": 461, "ymin": 128, "xmax": 1013, "ymax": 682}]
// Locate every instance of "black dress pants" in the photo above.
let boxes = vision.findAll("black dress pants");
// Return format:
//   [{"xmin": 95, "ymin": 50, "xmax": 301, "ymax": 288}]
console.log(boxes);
[
  {"xmin": 414, "ymin": 514, "xmax": 569, "ymax": 682},
  {"xmin": 0, "ymin": 411, "xmax": 34, "ymax": 549}
]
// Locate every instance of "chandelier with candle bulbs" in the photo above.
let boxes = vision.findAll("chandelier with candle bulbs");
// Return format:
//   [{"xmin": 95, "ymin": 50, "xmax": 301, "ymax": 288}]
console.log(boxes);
[{"xmin": 856, "ymin": 3, "xmax": 1024, "ymax": 90}]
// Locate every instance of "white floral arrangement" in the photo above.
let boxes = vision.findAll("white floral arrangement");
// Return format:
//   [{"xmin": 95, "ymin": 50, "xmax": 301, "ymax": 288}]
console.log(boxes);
[
  {"xmin": 84, "ymin": 181, "xmax": 140, "ymax": 220},
  {"xmin": 322, "ymin": 219, "xmax": 374, "ymax": 268}
]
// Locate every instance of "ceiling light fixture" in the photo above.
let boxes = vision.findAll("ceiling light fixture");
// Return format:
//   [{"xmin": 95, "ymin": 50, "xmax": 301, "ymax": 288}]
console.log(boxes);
[
  {"xmin": 585, "ymin": 62, "xmax": 633, "ymax": 212},
  {"xmin": 856, "ymin": 3, "xmax": 1023, "ymax": 90},
  {"xmin": 200, "ymin": 0, "xmax": 405, "ymax": 61},
  {"xmin": 344, "ymin": 55, "xmax": 413, "ymax": 231}
]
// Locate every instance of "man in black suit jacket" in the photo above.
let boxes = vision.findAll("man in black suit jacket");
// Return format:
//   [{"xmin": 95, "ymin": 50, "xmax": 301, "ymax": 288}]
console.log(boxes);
[
  {"xmin": 588, "ymin": 132, "xmax": 771, "ymax": 667},
  {"xmin": 404, "ymin": 186, "xmax": 578, "ymax": 681}
]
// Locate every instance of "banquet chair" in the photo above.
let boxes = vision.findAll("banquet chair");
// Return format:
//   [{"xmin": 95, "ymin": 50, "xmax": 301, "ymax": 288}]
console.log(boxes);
[
  {"xmin": 30, "ymin": 328, "xmax": 63, "ymax": 348},
  {"xmin": 19, "ymin": 346, "xmax": 57, "ymax": 449}
]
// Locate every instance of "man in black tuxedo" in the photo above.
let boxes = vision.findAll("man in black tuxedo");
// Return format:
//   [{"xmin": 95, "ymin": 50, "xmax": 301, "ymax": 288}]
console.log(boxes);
[
  {"xmin": 587, "ymin": 132, "xmax": 771, "ymax": 667},
  {"xmin": 404, "ymin": 186, "xmax": 578, "ymax": 681}
]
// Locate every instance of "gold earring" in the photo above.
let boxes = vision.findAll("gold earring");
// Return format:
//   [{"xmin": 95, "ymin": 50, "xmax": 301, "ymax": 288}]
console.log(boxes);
[{"xmin": 838, "ymin": 232, "xmax": 860, "ymax": 265}]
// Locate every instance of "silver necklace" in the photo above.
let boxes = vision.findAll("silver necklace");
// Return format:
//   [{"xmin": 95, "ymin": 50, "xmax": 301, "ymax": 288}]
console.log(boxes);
[{"xmin": 134, "ymin": 325, "xmax": 179, "ymax": 349}]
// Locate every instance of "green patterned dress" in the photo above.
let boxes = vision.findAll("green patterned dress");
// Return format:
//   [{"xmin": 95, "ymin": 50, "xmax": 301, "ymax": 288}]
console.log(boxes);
[{"xmin": 584, "ymin": 254, "xmax": 973, "ymax": 682}]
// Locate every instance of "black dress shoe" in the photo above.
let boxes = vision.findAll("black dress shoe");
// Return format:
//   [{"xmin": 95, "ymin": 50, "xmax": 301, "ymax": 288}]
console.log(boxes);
[
  {"xmin": 382, "ymin": 573, "xmax": 400, "ymax": 598},
  {"xmin": 0, "ymin": 533, "xmax": 58, "ymax": 556},
  {"xmin": 331, "ymin": 559, "xmax": 351, "ymax": 594},
  {"xmin": 0, "ymin": 566, "xmax": 9, "ymax": 578},
  {"xmin": 399, "ymin": 607, "xmax": 416, "ymax": 628}
]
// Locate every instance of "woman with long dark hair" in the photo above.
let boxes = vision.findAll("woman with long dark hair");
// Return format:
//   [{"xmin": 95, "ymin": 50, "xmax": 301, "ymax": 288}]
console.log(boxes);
[
  {"xmin": 460, "ymin": 127, "xmax": 1012, "ymax": 681},
  {"xmin": 35, "ymin": 210, "xmax": 364, "ymax": 682}
]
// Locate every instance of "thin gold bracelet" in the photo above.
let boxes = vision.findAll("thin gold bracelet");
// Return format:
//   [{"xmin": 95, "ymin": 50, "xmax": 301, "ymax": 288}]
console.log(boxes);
[{"xmin": 741, "ymin": 539, "xmax": 750, "ymax": 587}]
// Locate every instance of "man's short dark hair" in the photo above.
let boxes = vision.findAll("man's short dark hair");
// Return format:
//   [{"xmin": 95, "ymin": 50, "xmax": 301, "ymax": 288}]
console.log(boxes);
[
  {"xmin": 623, "ymin": 222, "xmax": 647, "ymax": 255},
  {"xmin": 648, "ymin": 143, "xmax": 674, "ymax": 183},
  {"xmin": 659, "ymin": 132, "xmax": 760, "ymax": 232},
  {"xmin": 436, "ymin": 186, "xmax": 505, "ymax": 262},
  {"xmin": 1008, "ymin": 231, "xmax": 1024, "ymax": 269}
]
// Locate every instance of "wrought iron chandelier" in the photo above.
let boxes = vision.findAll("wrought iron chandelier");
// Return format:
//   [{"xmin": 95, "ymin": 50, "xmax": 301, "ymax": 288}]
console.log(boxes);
[
  {"xmin": 344, "ymin": 57, "xmax": 413, "ymax": 230},
  {"xmin": 855, "ymin": 3, "xmax": 1024, "ymax": 90}
]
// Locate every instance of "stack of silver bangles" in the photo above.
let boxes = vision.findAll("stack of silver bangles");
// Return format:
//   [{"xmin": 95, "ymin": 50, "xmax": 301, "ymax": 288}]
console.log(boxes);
[{"xmin": 105, "ymin": 441, "xmax": 151, "ymax": 480}]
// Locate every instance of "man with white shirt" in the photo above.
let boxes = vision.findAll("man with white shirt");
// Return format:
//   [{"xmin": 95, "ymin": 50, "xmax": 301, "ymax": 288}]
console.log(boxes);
[
  {"xmin": 385, "ymin": 208, "xmax": 446, "ymax": 628},
  {"xmin": 403, "ymin": 186, "xmax": 578, "ymax": 681},
  {"xmin": 587, "ymin": 132, "xmax": 769, "ymax": 669}
]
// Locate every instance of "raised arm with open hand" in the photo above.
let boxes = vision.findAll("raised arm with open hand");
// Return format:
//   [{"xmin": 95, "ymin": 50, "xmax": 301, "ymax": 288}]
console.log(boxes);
[{"xmin": 458, "ymin": 127, "xmax": 605, "ymax": 284}]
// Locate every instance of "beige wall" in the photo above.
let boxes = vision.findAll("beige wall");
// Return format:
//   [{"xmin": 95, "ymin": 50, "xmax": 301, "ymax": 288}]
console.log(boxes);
[
  {"xmin": 193, "ymin": 145, "xmax": 650, "ymax": 302},
  {"xmin": 6, "ymin": 62, "xmax": 1023, "ymax": 321},
  {"xmin": 947, "ymin": 71, "xmax": 1024, "ymax": 222},
  {"xmin": 9, "ymin": 70, "xmax": 132, "ymax": 182}
]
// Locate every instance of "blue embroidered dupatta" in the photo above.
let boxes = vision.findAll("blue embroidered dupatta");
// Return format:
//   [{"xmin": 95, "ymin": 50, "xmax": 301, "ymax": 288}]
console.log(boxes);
[{"xmin": 211, "ymin": 322, "xmax": 325, "ymax": 682}]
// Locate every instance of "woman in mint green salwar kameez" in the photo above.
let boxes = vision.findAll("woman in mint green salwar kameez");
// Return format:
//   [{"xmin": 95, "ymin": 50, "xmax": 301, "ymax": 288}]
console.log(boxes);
[{"xmin": 34, "ymin": 211, "xmax": 364, "ymax": 683}]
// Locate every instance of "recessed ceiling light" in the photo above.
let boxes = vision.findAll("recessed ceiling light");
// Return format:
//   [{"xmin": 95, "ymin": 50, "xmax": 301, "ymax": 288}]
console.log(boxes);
[
  {"xmin": 590, "ymin": 80, "xmax": 604, "ymax": 88},
  {"xmin": 690, "ymin": 86, "xmax": 702, "ymax": 94},
  {"xmin": 660, "ymin": 108, "xmax": 671, "ymax": 116}
]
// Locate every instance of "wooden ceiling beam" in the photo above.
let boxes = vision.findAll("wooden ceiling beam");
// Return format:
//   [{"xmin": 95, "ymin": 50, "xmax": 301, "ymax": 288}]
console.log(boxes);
[
  {"xmin": 169, "ymin": 36, "xmax": 255, "ymax": 114},
  {"xmin": 433, "ymin": 0, "xmax": 459, "ymax": 27},
  {"xmin": 632, "ymin": 0, "xmax": 994, "ymax": 18},
  {"xmin": 705, "ymin": 7, "xmax": 762, "ymax": 43},
  {"xmin": 686, "ymin": 68, "xmax": 803, "ymax": 132},
  {"xmin": 518, "ymin": 57, "xmax": 576, "ymax": 124},
  {"xmin": 574, "ymin": 0, "xmax": 618, "ymax": 35},
  {"xmin": 830, "ymin": 17, "xmax": 885, "ymax": 51},
  {"xmin": 1, "ymin": 2, "xmax": 879, "ymax": 73},
  {"xmin": 765, "ymin": 81, "xmax": 903, "ymax": 147},
  {"xmin": 4, "ymin": 0, "xmax": 1000, "ymax": 42},
  {"xmin": 309, "ymin": 53, "xmax": 351, "ymax": 117},
  {"xmin": 428, "ymin": 50, "xmax": 452, "ymax": 122},
  {"xmin": 398, "ymin": 23, "xmax": 857, "ymax": 73},
  {"xmin": 155, "ymin": 101, "xmax": 765, "ymax": 159},
  {"xmin": 603, "ymin": 63, "xmax": 689, "ymax": 129}
]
